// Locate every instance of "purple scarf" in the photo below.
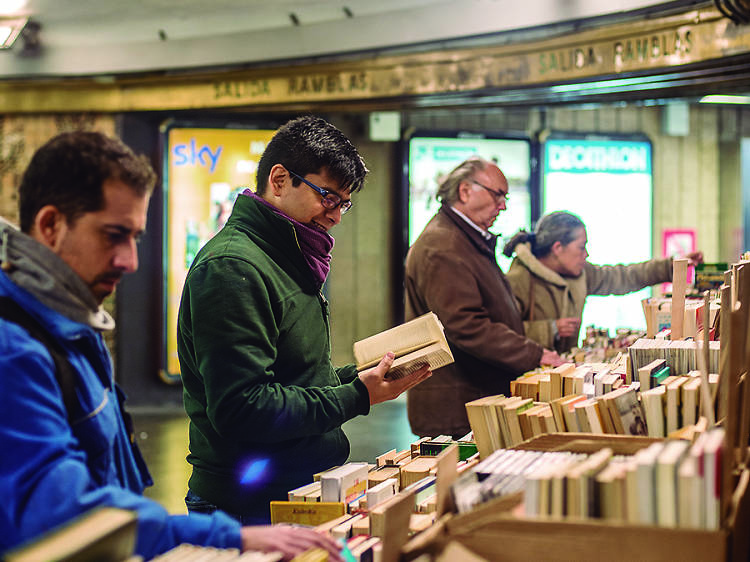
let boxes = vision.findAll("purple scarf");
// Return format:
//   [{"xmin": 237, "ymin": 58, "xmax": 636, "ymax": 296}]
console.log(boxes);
[{"xmin": 243, "ymin": 189, "xmax": 334, "ymax": 285}]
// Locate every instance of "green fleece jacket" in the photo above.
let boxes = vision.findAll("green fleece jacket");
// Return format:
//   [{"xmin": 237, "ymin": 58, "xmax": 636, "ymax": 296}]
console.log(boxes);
[{"xmin": 177, "ymin": 194, "xmax": 370, "ymax": 518}]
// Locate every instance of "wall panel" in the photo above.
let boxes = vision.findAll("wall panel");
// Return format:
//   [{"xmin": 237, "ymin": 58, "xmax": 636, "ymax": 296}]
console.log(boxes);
[
  {"xmin": 328, "ymin": 127, "xmax": 394, "ymax": 365},
  {"xmin": 0, "ymin": 114, "xmax": 120, "ymax": 367}
]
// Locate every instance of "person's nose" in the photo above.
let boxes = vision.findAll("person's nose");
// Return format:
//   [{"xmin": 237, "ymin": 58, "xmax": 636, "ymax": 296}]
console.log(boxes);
[
  {"xmin": 325, "ymin": 205, "xmax": 343, "ymax": 226},
  {"xmin": 112, "ymin": 239, "xmax": 139, "ymax": 273}
]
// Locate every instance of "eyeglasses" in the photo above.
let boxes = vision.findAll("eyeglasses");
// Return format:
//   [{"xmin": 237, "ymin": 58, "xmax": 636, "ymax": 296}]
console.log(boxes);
[
  {"xmin": 288, "ymin": 170, "xmax": 353, "ymax": 214},
  {"xmin": 471, "ymin": 179, "xmax": 509, "ymax": 202}
]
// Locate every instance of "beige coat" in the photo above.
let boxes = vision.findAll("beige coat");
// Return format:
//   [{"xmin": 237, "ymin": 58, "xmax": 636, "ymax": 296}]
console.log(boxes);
[{"xmin": 506, "ymin": 243, "xmax": 672, "ymax": 353}]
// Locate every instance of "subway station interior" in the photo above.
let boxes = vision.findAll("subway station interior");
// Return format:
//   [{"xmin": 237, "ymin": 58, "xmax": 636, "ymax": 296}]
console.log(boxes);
[{"xmin": 2, "ymin": 0, "xmax": 750, "ymax": 546}]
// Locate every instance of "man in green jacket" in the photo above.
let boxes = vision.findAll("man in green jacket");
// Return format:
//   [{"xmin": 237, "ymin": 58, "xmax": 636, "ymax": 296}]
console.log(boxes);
[{"xmin": 178, "ymin": 116, "xmax": 430, "ymax": 524}]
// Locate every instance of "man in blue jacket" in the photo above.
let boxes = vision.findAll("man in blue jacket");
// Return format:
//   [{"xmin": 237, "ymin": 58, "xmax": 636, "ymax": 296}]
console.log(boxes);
[{"xmin": 0, "ymin": 131, "xmax": 342, "ymax": 561}]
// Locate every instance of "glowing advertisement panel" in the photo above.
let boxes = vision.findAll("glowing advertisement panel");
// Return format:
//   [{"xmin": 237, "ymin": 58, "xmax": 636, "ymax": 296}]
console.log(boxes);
[
  {"xmin": 543, "ymin": 138, "xmax": 653, "ymax": 337},
  {"xmin": 408, "ymin": 135, "xmax": 531, "ymax": 270},
  {"xmin": 164, "ymin": 127, "xmax": 276, "ymax": 378}
]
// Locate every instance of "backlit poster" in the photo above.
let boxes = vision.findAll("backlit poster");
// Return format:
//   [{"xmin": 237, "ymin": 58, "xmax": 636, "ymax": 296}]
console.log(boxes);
[
  {"xmin": 408, "ymin": 135, "xmax": 532, "ymax": 270},
  {"xmin": 164, "ymin": 126, "xmax": 276, "ymax": 378},
  {"xmin": 543, "ymin": 137, "xmax": 653, "ymax": 338}
]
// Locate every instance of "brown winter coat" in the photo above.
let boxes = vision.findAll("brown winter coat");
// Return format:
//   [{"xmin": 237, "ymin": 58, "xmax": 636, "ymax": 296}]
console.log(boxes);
[
  {"xmin": 506, "ymin": 242, "xmax": 672, "ymax": 353},
  {"xmin": 404, "ymin": 206, "xmax": 544, "ymax": 438}
]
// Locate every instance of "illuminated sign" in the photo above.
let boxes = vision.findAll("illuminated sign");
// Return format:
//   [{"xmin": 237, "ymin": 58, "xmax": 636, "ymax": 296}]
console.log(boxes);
[
  {"xmin": 163, "ymin": 126, "xmax": 276, "ymax": 379},
  {"xmin": 546, "ymin": 140, "xmax": 651, "ymax": 174},
  {"xmin": 543, "ymin": 137, "xmax": 654, "ymax": 337},
  {"xmin": 407, "ymin": 135, "xmax": 531, "ymax": 270}
]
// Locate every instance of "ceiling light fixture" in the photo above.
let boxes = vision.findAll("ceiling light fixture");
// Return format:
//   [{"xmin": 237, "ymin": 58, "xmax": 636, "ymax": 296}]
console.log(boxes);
[
  {"xmin": 0, "ymin": 16, "xmax": 27, "ymax": 50},
  {"xmin": 699, "ymin": 94, "xmax": 750, "ymax": 104}
]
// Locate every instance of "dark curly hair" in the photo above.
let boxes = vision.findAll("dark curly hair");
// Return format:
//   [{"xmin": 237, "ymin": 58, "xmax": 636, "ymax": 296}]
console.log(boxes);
[
  {"xmin": 19, "ymin": 131, "xmax": 156, "ymax": 233},
  {"xmin": 256, "ymin": 115, "xmax": 367, "ymax": 196}
]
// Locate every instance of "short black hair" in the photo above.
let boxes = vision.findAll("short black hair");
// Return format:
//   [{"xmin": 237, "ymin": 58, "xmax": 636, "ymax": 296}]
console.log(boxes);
[
  {"xmin": 19, "ymin": 131, "xmax": 157, "ymax": 233},
  {"xmin": 256, "ymin": 115, "xmax": 367, "ymax": 195}
]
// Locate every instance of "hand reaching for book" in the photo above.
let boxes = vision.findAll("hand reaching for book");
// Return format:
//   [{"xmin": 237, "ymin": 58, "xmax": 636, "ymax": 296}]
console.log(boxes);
[
  {"xmin": 240, "ymin": 524, "xmax": 344, "ymax": 561},
  {"xmin": 540, "ymin": 348, "xmax": 565, "ymax": 367},
  {"xmin": 358, "ymin": 351, "xmax": 432, "ymax": 405},
  {"xmin": 684, "ymin": 251, "xmax": 704, "ymax": 267},
  {"xmin": 556, "ymin": 317, "xmax": 581, "ymax": 338}
]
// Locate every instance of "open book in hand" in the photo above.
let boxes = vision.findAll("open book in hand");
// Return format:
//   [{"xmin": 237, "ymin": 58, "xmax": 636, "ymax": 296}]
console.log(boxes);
[{"xmin": 353, "ymin": 311, "xmax": 454, "ymax": 380}]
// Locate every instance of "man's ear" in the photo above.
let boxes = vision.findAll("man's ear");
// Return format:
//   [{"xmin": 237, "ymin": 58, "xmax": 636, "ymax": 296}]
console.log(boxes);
[
  {"xmin": 32, "ymin": 205, "xmax": 65, "ymax": 250},
  {"xmin": 457, "ymin": 180, "xmax": 472, "ymax": 203},
  {"xmin": 268, "ymin": 164, "xmax": 289, "ymax": 196}
]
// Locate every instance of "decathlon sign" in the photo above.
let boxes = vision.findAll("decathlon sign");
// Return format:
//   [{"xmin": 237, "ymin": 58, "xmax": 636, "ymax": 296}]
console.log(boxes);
[{"xmin": 545, "ymin": 139, "xmax": 651, "ymax": 174}]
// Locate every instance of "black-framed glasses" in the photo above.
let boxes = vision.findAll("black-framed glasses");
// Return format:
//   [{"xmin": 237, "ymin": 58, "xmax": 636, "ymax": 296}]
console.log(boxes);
[
  {"xmin": 471, "ymin": 179, "xmax": 509, "ymax": 202},
  {"xmin": 288, "ymin": 170, "xmax": 353, "ymax": 214}
]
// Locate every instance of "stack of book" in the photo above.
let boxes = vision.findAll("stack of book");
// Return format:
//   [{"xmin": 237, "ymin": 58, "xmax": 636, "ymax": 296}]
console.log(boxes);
[
  {"xmin": 272, "ymin": 434, "xmax": 480, "ymax": 529},
  {"xmin": 417, "ymin": 435, "xmax": 478, "ymax": 461},
  {"xmin": 561, "ymin": 328, "xmax": 644, "ymax": 365},
  {"xmin": 511, "ymin": 359, "xmax": 633, "ymax": 403},
  {"xmin": 550, "ymin": 385, "xmax": 648, "ymax": 436},
  {"xmin": 320, "ymin": 463, "xmax": 369, "ymax": 504},
  {"xmin": 4, "ymin": 507, "xmax": 138, "ymax": 562},
  {"xmin": 271, "ymin": 462, "xmax": 369, "ymax": 526},
  {"xmin": 465, "ymin": 395, "xmax": 539, "ymax": 454},
  {"xmin": 641, "ymin": 295, "xmax": 719, "ymax": 340},
  {"xmin": 522, "ymin": 427, "xmax": 726, "ymax": 529},
  {"xmin": 502, "ymin": 353, "xmax": 719, "ymax": 444},
  {"xmin": 628, "ymin": 337, "xmax": 720, "ymax": 378},
  {"xmin": 452, "ymin": 448, "xmax": 587, "ymax": 514},
  {"xmin": 152, "ymin": 544, "xmax": 284, "ymax": 561},
  {"xmin": 640, "ymin": 371, "xmax": 716, "ymax": 437},
  {"xmin": 466, "ymin": 384, "xmax": 655, "ymax": 455}
]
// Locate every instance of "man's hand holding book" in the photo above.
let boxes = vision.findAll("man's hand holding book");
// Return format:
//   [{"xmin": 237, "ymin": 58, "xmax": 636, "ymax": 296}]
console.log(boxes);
[{"xmin": 358, "ymin": 352, "xmax": 431, "ymax": 405}]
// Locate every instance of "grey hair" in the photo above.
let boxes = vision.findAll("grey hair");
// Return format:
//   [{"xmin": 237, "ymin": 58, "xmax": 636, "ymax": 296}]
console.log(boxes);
[
  {"xmin": 532, "ymin": 211, "xmax": 585, "ymax": 257},
  {"xmin": 435, "ymin": 157, "xmax": 490, "ymax": 204},
  {"xmin": 504, "ymin": 211, "xmax": 585, "ymax": 258}
]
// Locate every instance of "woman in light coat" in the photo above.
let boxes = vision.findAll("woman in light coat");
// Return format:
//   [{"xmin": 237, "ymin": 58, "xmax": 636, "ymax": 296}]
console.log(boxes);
[{"xmin": 504, "ymin": 211, "xmax": 702, "ymax": 353}]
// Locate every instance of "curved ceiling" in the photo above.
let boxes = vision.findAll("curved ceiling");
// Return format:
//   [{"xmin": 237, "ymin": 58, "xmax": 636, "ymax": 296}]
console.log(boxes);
[{"xmin": 0, "ymin": 0, "xmax": 698, "ymax": 78}]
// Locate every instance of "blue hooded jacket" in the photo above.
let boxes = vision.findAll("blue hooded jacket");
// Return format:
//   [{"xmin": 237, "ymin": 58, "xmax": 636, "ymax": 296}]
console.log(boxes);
[{"xmin": 0, "ymin": 222, "xmax": 241, "ymax": 558}]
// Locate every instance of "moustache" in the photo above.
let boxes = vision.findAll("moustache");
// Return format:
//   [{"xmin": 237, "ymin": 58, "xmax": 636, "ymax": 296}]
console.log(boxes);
[{"xmin": 94, "ymin": 272, "xmax": 124, "ymax": 285}]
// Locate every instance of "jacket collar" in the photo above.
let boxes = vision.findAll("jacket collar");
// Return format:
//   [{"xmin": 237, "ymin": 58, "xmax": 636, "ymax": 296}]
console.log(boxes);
[
  {"xmin": 439, "ymin": 204, "xmax": 498, "ymax": 257},
  {"xmin": 0, "ymin": 220, "xmax": 114, "ymax": 331},
  {"xmin": 229, "ymin": 194, "xmax": 298, "ymax": 249},
  {"xmin": 227, "ymin": 194, "xmax": 320, "ymax": 291},
  {"xmin": 514, "ymin": 242, "xmax": 569, "ymax": 288}
]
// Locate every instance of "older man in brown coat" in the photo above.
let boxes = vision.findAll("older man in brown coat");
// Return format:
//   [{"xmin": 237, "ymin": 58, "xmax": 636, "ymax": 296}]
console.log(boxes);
[{"xmin": 404, "ymin": 157, "xmax": 564, "ymax": 438}]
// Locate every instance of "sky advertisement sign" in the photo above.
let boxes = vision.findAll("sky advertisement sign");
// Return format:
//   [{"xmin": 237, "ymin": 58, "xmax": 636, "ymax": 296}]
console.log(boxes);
[{"xmin": 164, "ymin": 126, "xmax": 276, "ymax": 377}]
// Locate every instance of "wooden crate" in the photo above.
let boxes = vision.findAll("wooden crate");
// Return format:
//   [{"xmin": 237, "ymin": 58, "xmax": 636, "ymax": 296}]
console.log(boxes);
[
  {"xmin": 446, "ymin": 516, "xmax": 729, "ymax": 562},
  {"xmin": 444, "ymin": 465, "xmax": 749, "ymax": 561},
  {"xmin": 402, "ymin": 438, "xmax": 750, "ymax": 562},
  {"xmin": 511, "ymin": 432, "xmax": 660, "ymax": 455}
]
